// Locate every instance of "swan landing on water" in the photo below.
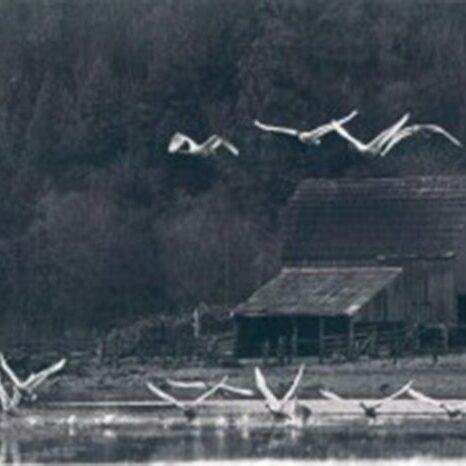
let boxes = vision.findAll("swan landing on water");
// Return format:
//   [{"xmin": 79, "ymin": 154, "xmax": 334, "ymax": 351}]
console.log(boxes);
[
  {"xmin": 0, "ymin": 354, "xmax": 66, "ymax": 404},
  {"xmin": 320, "ymin": 380, "xmax": 413, "ymax": 419},
  {"xmin": 146, "ymin": 376, "xmax": 228, "ymax": 421},
  {"xmin": 255, "ymin": 364, "xmax": 311, "ymax": 424}
]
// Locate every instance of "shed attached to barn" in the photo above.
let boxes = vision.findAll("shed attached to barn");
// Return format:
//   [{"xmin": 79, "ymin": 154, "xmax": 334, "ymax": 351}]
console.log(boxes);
[
  {"xmin": 234, "ymin": 266, "xmax": 404, "ymax": 357},
  {"xmin": 232, "ymin": 176, "xmax": 466, "ymax": 358}
]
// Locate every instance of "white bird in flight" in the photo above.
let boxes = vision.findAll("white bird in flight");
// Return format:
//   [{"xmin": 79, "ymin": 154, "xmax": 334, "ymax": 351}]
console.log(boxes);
[
  {"xmin": 0, "ymin": 376, "xmax": 20, "ymax": 413},
  {"xmin": 331, "ymin": 113, "xmax": 410, "ymax": 157},
  {"xmin": 166, "ymin": 378, "xmax": 254, "ymax": 398},
  {"xmin": 320, "ymin": 380, "xmax": 413, "ymax": 419},
  {"xmin": 379, "ymin": 124, "xmax": 463, "ymax": 156},
  {"xmin": 254, "ymin": 110, "xmax": 358, "ymax": 146},
  {"xmin": 407, "ymin": 387, "xmax": 466, "ymax": 420},
  {"xmin": 146, "ymin": 376, "xmax": 228, "ymax": 421},
  {"xmin": 0, "ymin": 353, "xmax": 66, "ymax": 402},
  {"xmin": 254, "ymin": 364, "xmax": 311, "ymax": 423},
  {"xmin": 168, "ymin": 133, "xmax": 239, "ymax": 157}
]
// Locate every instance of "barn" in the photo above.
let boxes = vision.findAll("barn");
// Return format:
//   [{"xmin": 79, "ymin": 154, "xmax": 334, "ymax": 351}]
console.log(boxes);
[{"xmin": 233, "ymin": 176, "xmax": 466, "ymax": 358}]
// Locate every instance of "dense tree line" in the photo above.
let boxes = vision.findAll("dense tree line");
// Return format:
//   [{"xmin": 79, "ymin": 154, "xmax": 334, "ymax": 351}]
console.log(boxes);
[{"xmin": 0, "ymin": 0, "xmax": 465, "ymax": 348}]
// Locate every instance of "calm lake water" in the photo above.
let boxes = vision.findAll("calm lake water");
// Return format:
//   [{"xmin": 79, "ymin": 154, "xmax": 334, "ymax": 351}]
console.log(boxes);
[{"xmin": 3, "ymin": 407, "xmax": 466, "ymax": 463}]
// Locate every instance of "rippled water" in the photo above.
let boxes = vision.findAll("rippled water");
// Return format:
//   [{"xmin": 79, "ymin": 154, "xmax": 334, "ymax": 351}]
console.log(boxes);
[{"xmin": 3, "ymin": 407, "xmax": 466, "ymax": 463}]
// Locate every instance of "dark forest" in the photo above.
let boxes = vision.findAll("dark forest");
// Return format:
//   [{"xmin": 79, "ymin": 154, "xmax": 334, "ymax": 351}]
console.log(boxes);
[{"xmin": 0, "ymin": 0, "xmax": 465, "ymax": 349}]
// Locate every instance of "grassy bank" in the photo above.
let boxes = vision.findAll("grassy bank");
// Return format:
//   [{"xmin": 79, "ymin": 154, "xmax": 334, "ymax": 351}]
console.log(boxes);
[{"xmin": 39, "ymin": 352, "xmax": 466, "ymax": 402}]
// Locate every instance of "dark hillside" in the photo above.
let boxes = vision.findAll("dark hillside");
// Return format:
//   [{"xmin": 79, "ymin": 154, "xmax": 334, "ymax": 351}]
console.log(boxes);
[{"xmin": 0, "ymin": 0, "xmax": 465, "ymax": 348}]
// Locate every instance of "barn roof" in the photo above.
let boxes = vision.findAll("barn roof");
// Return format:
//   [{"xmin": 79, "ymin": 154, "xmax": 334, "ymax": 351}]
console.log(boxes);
[
  {"xmin": 233, "ymin": 267, "xmax": 402, "ymax": 317},
  {"xmin": 282, "ymin": 176, "xmax": 466, "ymax": 264}
]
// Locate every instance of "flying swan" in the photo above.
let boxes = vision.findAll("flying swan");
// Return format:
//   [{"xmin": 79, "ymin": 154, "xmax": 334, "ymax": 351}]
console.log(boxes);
[
  {"xmin": 331, "ymin": 113, "xmax": 410, "ymax": 157},
  {"xmin": 254, "ymin": 364, "xmax": 311, "ymax": 423},
  {"xmin": 0, "ymin": 376, "xmax": 20, "ymax": 413},
  {"xmin": 168, "ymin": 133, "xmax": 239, "ymax": 157},
  {"xmin": 0, "ymin": 354, "xmax": 66, "ymax": 402},
  {"xmin": 146, "ymin": 376, "xmax": 228, "ymax": 421},
  {"xmin": 166, "ymin": 378, "xmax": 254, "ymax": 397},
  {"xmin": 407, "ymin": 387, "xmax": 466, "ymax": 420},
  {"xmin": 320, "ymin": 380, "xmax": 413, "ymax": 419},
  {"xmin": 254, "ymin": 110, "xmax": 358, "ymax": 145},
  {"xmin": 380, "ymin": 124, "xmax": 463, "ymax": 156}
]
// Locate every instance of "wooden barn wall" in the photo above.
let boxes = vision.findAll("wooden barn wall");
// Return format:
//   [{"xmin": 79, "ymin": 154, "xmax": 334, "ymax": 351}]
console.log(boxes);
[
  {"xmin": 376, "ymin": 257, "xmax": 456, "ymax": 325},
  {"xmin": 454, "ymin": 240, "xmax": 466, "ymax": 295},
  {"xmin": 402, "ymin": 258, "xmax": 456, "ymax": 325}
]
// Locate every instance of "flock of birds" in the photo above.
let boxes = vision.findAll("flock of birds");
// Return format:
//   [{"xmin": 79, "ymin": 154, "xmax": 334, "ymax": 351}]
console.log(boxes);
[
  {"xmin": 0, "ymin": 357, "xmax": 466, "ymax": 426},
  {"xmin": 146, "ymin": 364, "xmax": 466, "ymax": 425},
  {"xmin": 168, "ymin": 111, "xmax": 463, "ymax": 158}
]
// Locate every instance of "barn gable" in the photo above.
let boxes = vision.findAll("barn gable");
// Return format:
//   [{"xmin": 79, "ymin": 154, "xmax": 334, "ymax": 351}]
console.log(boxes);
[{"xmin": 282, "ymin": 176, "xmax": 466, "ymax": 268}]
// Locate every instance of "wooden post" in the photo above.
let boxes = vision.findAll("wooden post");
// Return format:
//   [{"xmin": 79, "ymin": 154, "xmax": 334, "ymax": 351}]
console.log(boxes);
[
  {"xmin": 318, "ymin": 317, "xmax": 325, "ymax": 364},
  {"xmin": 291, "ymin": 318, "xmax": 298, "ymax": 360},
  {"xmin": 370, "ymin": 328, "xmax": 377, "ymax": 358},
  {"xmin": 193, "ymin": 308, "xmax": 201, "ymax": 340},
  {"xmin": 414, "ymin": 322, "xmax": 421, "ymax": 353},
  {"xmin": 443, "ymin": 324, "xmax": 450, "ymax": 352},
  {"xmin": 347, "ymin": 318, "xmax": 354, "ymax": 361},
  {"xmin": 233, "ymin": 318, "xmax": 239, "ymax": 358}
]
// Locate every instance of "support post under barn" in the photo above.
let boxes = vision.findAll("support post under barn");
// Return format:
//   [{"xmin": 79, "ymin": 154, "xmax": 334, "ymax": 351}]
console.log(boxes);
[
  {"xmin": 318, "ymin": 317, "xmax": 325, "ymax": 364},
  {"xmin": 347, "ymin": 318, "xmax": 354, "ymax": 361},
  {"xmin": 291, "ymin": 318, "xmax": 298, "ymax": 359}
]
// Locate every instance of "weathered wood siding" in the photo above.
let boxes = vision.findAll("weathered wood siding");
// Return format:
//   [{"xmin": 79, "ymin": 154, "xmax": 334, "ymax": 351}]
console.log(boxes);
[{"xmin": 377, "ymin": 256, "xmax": 457, "ymax": 324}]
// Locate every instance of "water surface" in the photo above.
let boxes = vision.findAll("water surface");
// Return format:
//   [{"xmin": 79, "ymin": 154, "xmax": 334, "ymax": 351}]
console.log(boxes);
[{"xmin": 2, "ymin": 406, "xmax": 466, "ymax": 463}]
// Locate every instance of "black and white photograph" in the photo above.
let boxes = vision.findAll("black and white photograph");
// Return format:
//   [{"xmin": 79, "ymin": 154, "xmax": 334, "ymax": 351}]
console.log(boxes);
[{"xmin": 2, "ymin": 0, "xmax": 466, "ymax": 464}]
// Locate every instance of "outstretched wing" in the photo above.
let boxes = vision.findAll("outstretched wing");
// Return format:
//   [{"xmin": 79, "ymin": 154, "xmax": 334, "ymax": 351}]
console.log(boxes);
[
  {"xmin": 337, "ymin": 109, "xmax": 359, "ymax": 126},
  {"xmin": 219, "ymin": 383, "xmax": 254, "ymax": 397},
  {"xmin": 406, "ymin": 387, "xmax": 443, "ymax": 408},
  {"xmin": 308, "ymin": 109, "xmax": 359, "ymax": 140},
  {"xmin": 381, "ymin": 122, "xmax": 462, "ymax": 156},
  {"xmin": 319, "ymin": 389, "xmax": 345, "ymax": 402},
  {"xmin": 219, "ymin": 138, "xmax": 240, "ymax": 156},
  {"xmin": 168, "ymin": 132, "xmax": 193, "ymax": 153},
  {"xmin": 371, "ymin": 113, "xmax": 410, "ymax": 149},
  {"xmin": 0, "ymin": 353, "xmax": 24, "ymax": 388},
  {"xmin": 166, "ymin": 379, "xmax": 207, "ymax": 390},
  {"xmin": 453, "ymin": 399, "xmax": 466, "ymax": 411},
  {"xmin": 379, "ymin": 127, "xmax": 414, "ymax": 156},
  {"xmin": 27, "ymin": 358, "xmax": 66, "ymax": 391},
  {"xmin": 192, "ymin": 375, "xmax": 229, "ymax": 406},
  {"xmin": 416, "ymin": 124, "xmax": 463, "ymax": 147},
  {"xmin": 372, "ymin": 380, "xmax": 413, "ymax": 409},
  {"xmin": 283, "ymin": 363, "xmax": 305, "ymax": 402},
  {"xmin": 146, "ymin": 382, "xmax": 184, "ymax": 409},
  {"xmin": 254, "ymin": 367, "xmax": 280, "ymax": 410},
  {"xmin": 254, "ymin": 120, "xmax": 299, "ymax": 137}
]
